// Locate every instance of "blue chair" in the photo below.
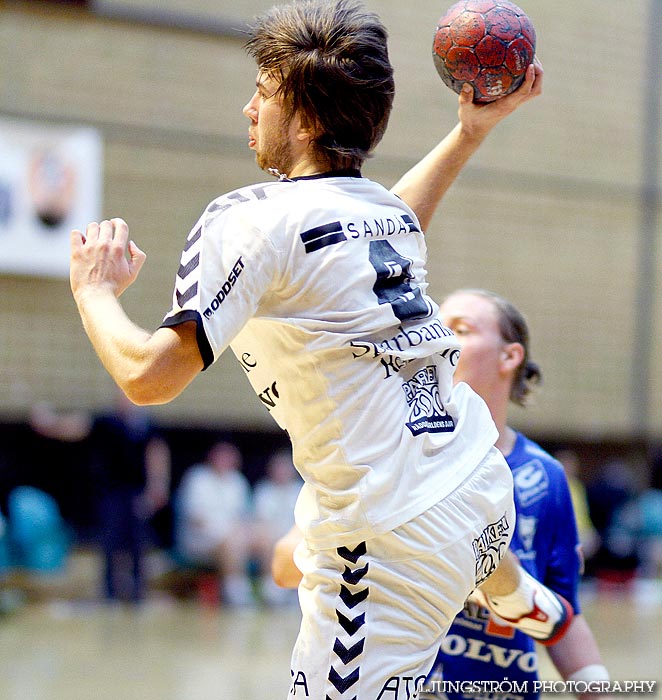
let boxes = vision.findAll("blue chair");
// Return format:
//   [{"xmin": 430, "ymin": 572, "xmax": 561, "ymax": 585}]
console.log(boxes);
[{"xmin": 7, "ymin": 486, "xmax": 71, "ymax": 573}]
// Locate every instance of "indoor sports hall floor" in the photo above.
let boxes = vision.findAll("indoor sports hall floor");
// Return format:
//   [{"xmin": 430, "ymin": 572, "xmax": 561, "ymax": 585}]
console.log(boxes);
[{"xmin": 0, "ymin": 551, "xmax": 660, "ymax": 700}]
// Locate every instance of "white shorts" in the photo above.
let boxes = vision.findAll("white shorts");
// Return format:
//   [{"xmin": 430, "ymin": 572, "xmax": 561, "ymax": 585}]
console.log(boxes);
[{"xmin": 289, "ymin": 446, "xmax": 514, "ymax": 700}]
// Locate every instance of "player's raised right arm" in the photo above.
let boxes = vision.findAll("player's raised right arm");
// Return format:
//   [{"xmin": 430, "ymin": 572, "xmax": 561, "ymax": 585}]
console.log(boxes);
[
  {"xmin": 71, "ymin": 218, "xmax": 203, "ymax": 405},
  {"xmin": 392, "ymin": 60, "xmax": 543, "ymax": 232}
]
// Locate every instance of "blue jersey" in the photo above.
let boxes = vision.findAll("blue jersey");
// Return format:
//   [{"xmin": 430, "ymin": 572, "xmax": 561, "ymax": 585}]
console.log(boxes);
[{"xmin": 426, "ymin": 432, "xmax": 582, "ymax": 700}]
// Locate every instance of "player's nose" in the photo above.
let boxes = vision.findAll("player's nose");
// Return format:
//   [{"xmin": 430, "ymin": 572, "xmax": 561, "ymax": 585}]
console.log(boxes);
[{"xmin": 242, "ymin": 91, "xmax": 259, "ymax": 121}]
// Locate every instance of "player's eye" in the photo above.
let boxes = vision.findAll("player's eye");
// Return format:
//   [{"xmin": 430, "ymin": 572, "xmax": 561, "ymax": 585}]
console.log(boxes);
[{"xmin": 258, "ymin": 85, "xmax": 278, "ymax": 101}]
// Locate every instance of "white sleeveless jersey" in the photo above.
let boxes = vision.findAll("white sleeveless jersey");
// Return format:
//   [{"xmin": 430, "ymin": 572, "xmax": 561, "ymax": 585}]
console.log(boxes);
[{"xmin": 162, "ymin": 173, "xmax": 497, "ymax": 549}]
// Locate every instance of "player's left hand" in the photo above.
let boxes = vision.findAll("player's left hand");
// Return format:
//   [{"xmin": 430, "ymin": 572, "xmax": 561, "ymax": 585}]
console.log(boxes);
[
  {"xmin": 70, "ymin": 218, "xmax": 146, "ymax": 302},
  {"xmin": 458, "ymin": 57, "xmax": 543, "ymax": 138}
]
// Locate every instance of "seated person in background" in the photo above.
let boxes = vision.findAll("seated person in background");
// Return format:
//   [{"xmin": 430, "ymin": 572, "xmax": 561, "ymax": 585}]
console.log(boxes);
[
  {"xmin": 585, "ymin": 459, "xmax": 639, "ymax": 584},
  {"xmin": 609, "ymin": 450, "xmax": 662, "ymax": 581},
  {"xmin": 556, "ymin": 448, "xmax": 600, "ymax": 563},
  {"xmin": 252, "ymin": 448, "xmax": 302, "ymax": 605},
  {"xmin": 174, "ymin": 440, "xmax": 253, "ymax": 607}
]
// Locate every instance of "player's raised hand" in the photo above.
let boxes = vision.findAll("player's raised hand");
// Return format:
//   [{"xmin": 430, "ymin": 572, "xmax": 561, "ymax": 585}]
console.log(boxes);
[
  {"xmin": 70, "ymin": 218, "xmax": 146, "ymax": 302},
  {"xmin": 458, "ymin": 57, "xmax": 543, "ymax": 138}
]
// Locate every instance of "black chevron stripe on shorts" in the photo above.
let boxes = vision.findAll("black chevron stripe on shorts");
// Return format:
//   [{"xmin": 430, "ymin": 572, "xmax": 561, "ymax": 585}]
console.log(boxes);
[{"xmin": 326, "ymin": 542, "xmax": 369, "ymax": 700}]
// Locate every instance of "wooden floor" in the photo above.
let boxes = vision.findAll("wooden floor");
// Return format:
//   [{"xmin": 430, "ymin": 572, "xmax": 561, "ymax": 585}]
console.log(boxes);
[{"xmin": 0, "ymin": 564, "xmax": 660, "ymax": 700}]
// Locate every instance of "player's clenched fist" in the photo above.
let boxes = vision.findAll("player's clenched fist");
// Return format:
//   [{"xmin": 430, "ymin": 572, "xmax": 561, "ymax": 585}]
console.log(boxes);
[{"xmin": 70, "ymin": 218, "xmax": 146, "ymax": 301}]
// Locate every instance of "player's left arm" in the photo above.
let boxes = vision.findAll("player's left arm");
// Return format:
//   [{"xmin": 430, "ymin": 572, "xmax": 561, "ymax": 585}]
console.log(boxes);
[
  {"xmin": 272, "ymin": 524, "xmax": 304, "ymax": 589},
  {"xmin": 543, "ymin": 465, "xmax": 610, "ymax": 695},
  {"xmin": 547, "ymin": 615, "xmax": 610, "ymax": 697},
  {"xmin": 391, "ymin": 59, "xmax": 543, "ymax": 232}
]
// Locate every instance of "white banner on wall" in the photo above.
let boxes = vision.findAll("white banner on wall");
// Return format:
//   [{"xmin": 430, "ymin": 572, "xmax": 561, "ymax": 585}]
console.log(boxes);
[{"xmin": 0, "ymin": 117, "xmax": 103, "ymax": 278}]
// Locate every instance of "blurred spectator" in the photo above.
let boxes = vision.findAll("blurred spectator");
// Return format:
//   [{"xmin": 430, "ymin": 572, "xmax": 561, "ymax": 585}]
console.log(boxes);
[
  {"xmin": 0, "ymin": 505, "xmax": 22, "ymax": 615},
  {"xmin": 555, "ymin": 449, "xmax": 600, "ymax": 562},
  {"xmin": 174, "ymin": 440, "xmax": 254, "ymax": 607},
  {"xmin": 252, "ymin": 448, "xmax": 302, "ymax": 605},
  {"xmin": 585, "ymin": 459, "xmax": 639, "ymax": 586},
  {"xmin": 30, "ymin": 389, "xmax": 171, "ymax": 604},
  {"xmin": 611, "ymin": 450, "xmax": 662, "ymax": 580},
  {"xmin": 0, "ymin": 506, "xmax": 12, "ymax": 578}
]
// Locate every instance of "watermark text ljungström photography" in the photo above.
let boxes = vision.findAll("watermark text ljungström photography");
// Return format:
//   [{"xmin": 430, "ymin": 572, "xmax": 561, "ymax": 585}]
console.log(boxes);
[{"xmin": 420, "ymin": 679, "xmax": 658, "ymax": 696}]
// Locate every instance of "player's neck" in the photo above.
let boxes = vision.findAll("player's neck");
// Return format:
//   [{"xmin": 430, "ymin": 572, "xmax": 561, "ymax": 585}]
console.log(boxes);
[
  {"xmin": 485, "ymin": 392, "xmax": 514, "ymax": 456},
  {"xmin": 288, "ymin": 161, "xmax": 327, "ymax": 178},
  {"xmin": 495, "ymin": 424, "xmax": 517, "ymax": 458},
  {"xmin": 285, "ymin": 144, "xmax": 332, "ymax": 178}
]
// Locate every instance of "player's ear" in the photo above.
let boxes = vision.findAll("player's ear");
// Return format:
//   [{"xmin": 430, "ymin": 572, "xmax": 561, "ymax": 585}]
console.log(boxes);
[
  {"xmin": 298, "ymin": 127, "xmax": 316, "ymax": 147},
  {"xmin": 500, "ymin": 342, "xmax": 525, "ymax": 373},
  {"xmin": 295, "ymin": 110, "xmax": 318, "ymax": 146}
]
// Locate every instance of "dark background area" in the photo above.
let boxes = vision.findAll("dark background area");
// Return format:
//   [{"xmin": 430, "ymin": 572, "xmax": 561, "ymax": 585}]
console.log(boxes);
[{"xmin": 0, "ymin": 420, "xmax": 292, "ymax": 549}]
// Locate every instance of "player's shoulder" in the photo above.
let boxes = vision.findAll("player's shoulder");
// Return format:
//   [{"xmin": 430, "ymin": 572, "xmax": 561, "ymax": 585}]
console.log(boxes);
[
  {"xmin": 204, "ymin": 180, "xmax": 291, "ymax": 219},
  {"xmin": 194, "ymin": 180, "xmax": 301, "ymax": 257},
  {"xmin": 511, "ymin": 432, "xmax": 563, "ymax": 471},
  {"xmin": 509, "ymin": 432, "xmax": 569, "ymax": 499},
  {"xmin": 206, "ymin": 175, "xmax": 395, "ymax": 215}
]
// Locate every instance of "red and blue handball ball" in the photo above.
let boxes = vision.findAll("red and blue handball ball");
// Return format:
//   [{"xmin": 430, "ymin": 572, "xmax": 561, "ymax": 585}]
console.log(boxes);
[{"xmin": 433, "ymin": 0, "xmax": 536, "ymax": 103}]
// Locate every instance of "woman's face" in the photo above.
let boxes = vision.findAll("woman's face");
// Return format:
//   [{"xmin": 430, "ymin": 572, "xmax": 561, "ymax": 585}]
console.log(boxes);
[{"xmin": 439, "ymin": 291, "xmax": 507, "ymax": 397}]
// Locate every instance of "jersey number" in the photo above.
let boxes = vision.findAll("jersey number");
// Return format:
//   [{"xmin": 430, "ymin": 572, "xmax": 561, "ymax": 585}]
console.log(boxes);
[{"xmin": 368, "ymin": 240, "xmax": 429, "ymax": 321}]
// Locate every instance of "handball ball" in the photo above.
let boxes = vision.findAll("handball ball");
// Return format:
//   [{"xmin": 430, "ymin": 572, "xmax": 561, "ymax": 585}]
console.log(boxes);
[{"xmin": 433, "ymin": 0, "xmax": 536, "ymax": 103}]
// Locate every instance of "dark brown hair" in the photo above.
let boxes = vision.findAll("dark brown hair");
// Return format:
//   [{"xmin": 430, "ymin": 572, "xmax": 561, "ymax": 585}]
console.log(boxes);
[{"xmin": 245, "ymin": 0, "xmax": 395, "ymax": 170}]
